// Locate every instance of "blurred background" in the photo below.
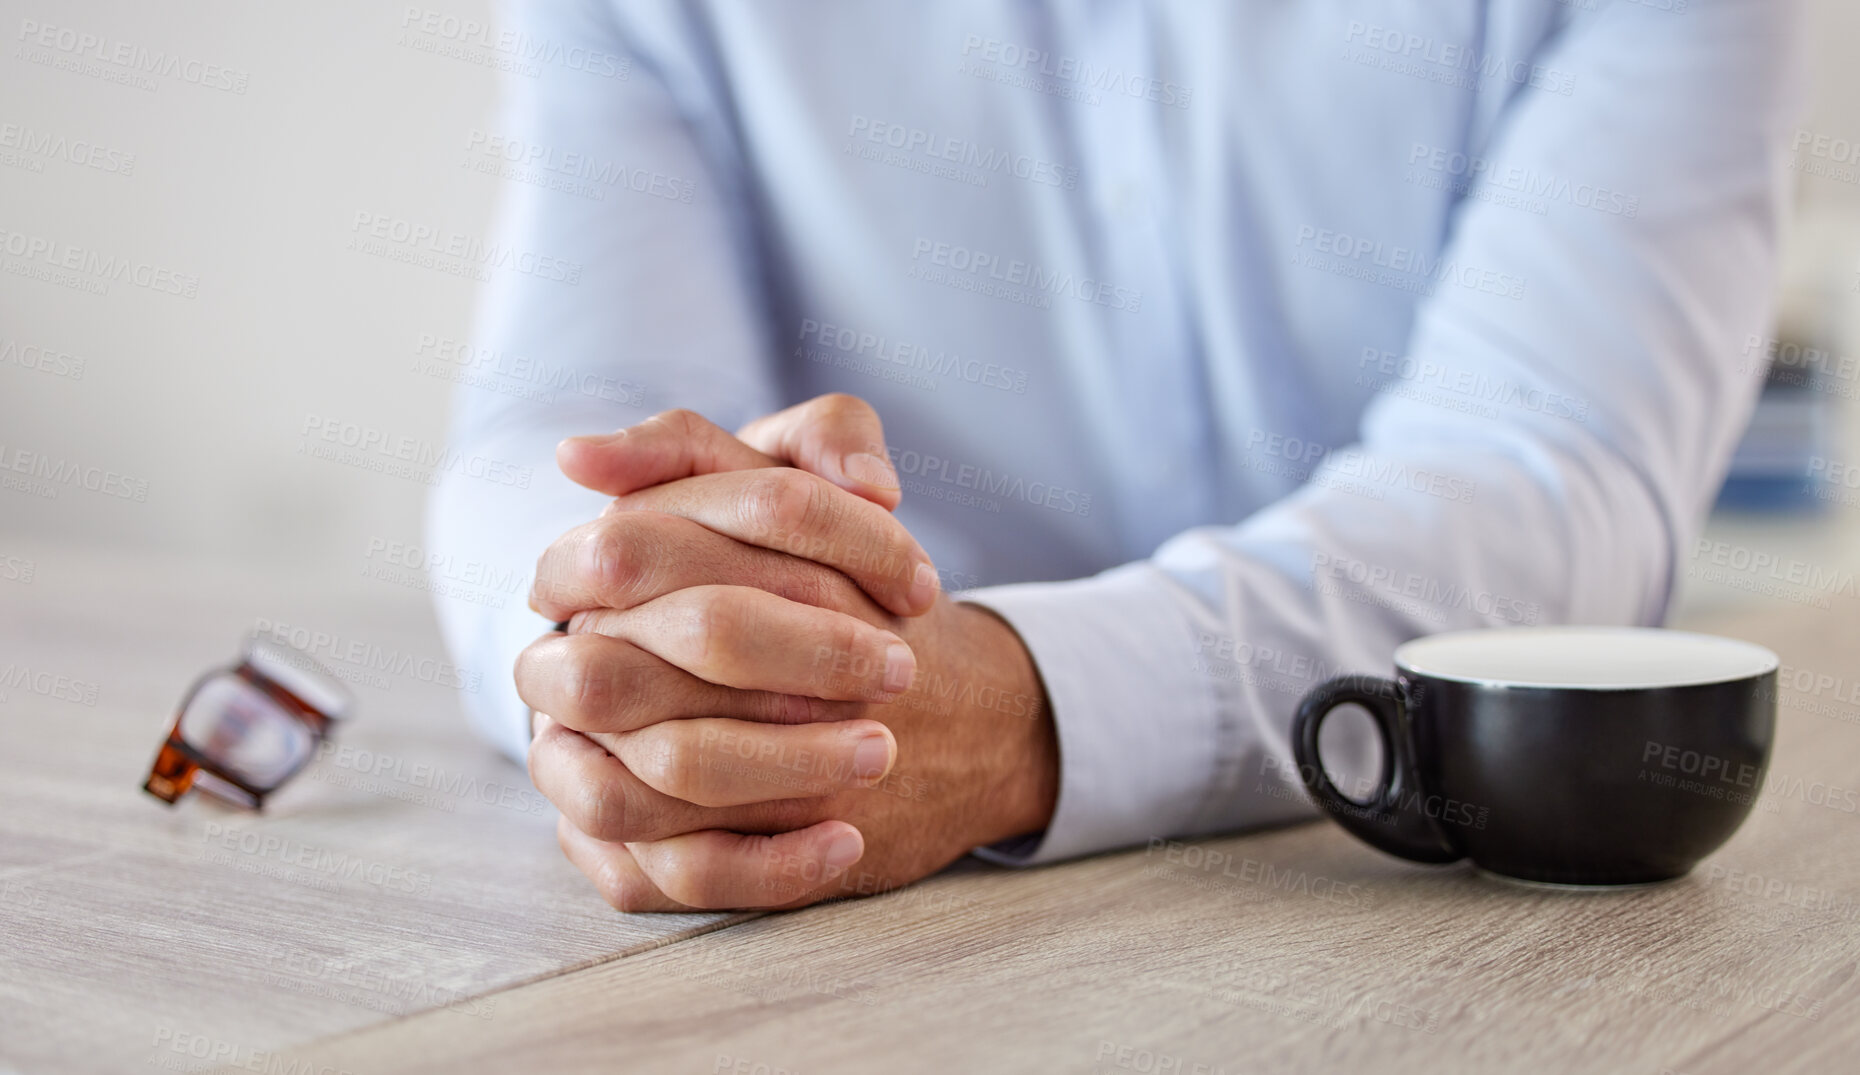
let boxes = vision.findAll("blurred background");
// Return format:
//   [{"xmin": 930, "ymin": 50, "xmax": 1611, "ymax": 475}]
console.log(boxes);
[{"xmin": 2, "ymin": 0, "xmax": 1857, "ymax": 628}]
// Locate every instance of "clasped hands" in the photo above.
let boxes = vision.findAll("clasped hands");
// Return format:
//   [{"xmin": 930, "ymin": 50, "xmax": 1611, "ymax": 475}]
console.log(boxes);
[{"xmin": 518, "ymin": 396, "xmax": 1058, "ymax": 911}]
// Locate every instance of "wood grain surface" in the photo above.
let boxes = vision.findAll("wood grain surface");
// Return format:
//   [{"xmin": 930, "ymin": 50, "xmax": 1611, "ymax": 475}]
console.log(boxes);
[
  {"xmin": 6, "ymin": 547, "xmax": 1858, "ymax": 1075},
  {"xmin": 266, "ymin": 598, "xmax": 1860, "ymax": 1075},
  {"xmin": 0, "ymin": 548, "xmax": 738, "ymax": 1075}
]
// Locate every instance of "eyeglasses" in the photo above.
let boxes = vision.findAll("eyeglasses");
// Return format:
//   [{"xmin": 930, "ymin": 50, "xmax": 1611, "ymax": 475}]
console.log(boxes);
[{"xmin": 143, "ymin": 634, "xmax": 354, "ymax": 809}]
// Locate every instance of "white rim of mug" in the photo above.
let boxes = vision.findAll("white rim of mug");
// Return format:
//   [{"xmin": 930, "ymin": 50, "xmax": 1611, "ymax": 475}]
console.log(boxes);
[{"xmin": 1393, "ymin": 626, "xmax": 1780, "ymax": 692}]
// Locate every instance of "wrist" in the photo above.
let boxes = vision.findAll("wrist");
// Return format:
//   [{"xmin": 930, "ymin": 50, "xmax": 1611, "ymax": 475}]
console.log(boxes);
[{"xmin": 955, "ymin": 601, "xmax": 1059, "ymax": 845}]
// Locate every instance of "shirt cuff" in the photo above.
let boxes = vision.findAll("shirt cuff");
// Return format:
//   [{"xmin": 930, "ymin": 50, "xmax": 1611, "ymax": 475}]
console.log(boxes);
[{"xmin": 961, "ymin": 562, "xmax": 1220, "ymax": 865}]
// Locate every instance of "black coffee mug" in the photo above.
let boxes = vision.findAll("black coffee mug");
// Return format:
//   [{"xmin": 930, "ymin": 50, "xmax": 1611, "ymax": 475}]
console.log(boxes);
[{"xmin": 1291, "ymin": 627, "xmax": 1777, "ymax": 885}]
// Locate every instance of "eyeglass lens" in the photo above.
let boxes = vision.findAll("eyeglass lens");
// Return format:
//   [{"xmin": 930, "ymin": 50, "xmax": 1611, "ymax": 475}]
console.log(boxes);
[{"xmin": 177, "ymin": 674, "xmax": 316, "ymax": 789}]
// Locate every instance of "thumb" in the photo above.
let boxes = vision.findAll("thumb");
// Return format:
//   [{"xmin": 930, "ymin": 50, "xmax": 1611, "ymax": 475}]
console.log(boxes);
[
  {"xmin": 737, "ymin": 393, "xmax": 901, "ymax": 510},
  {"xmin": 555, "ymin": 408, "xmax": 777, "ymax": 497}
]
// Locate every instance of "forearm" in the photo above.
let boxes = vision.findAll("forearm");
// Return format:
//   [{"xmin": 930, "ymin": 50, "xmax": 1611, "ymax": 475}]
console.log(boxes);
[{"xmin": 969, "ymin": 0, "xmax": 1804, "ymax": 863}]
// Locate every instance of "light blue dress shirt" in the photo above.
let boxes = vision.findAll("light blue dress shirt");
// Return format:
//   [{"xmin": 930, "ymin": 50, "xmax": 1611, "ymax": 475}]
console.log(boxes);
[{"xmin": 428, "ymin": 0, "xmax": 1804, "ymax": 863}]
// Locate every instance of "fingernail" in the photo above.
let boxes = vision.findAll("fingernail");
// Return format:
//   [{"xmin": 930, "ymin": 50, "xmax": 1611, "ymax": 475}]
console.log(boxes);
[
  {"xmin": 909, "ymin": 561, "xmax": 939, "ymax": 609},
  {"xmin": 852, "ymin": 734, "xmax": 892, "ymax": 780},
  {"xmin": 824, "ymin": 829, "xmax": 864, "ymax": 870},
  {"xmin": 883, "ymin": 642, "xmax": 916, "ymax": 694},
  {"xmin": 559, "ymin": 430, "xmax": 625, "ymax": 451},
  {"xmin": 841, "ymin": 451, "xmax": 899, "ymax": 491}
]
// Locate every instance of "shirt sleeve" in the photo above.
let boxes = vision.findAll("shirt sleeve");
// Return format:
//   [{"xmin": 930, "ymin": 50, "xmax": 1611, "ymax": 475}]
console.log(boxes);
[
  {"xmin": 966, "ymin": 0, "xmax": 1806, "ymax": 864},
  {"xmin": 425, "ymin": 0, "xmax": 781, "ymax": 761}
]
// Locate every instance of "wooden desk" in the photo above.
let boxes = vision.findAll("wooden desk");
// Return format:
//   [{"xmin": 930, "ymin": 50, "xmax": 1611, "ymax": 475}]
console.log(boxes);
[
  {"xmin": 0, "ymin": 549, "xmax": 741, "ymax": 1074},
  {"xmin": 5, "ymin": 548, "xmax": 1858, "ymax": 1075}
]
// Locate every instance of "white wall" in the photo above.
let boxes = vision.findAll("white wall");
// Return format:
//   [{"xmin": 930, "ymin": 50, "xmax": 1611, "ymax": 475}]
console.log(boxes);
[
  {"xmin": 1, "ymin": 0, "xmax": 497, "ymax": 583},
  {"xmin": 1, "ymin": 0, "xmax": 1856, "ymax": 587}
]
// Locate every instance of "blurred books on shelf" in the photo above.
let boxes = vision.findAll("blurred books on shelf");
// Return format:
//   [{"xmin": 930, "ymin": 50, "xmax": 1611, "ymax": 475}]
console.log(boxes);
[
  {"xmin": 1717, "ymin": 199, "xmax": 1860, "ymax": 515},
  {"xmin": 1716, "ymin": 339, "xmax": 1851, "ymax": 512}
]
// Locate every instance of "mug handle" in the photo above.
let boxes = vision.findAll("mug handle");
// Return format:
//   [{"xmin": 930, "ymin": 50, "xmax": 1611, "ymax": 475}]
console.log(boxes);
[{"xmin": 1291, "ymin": 674, "xmax": 1461, "ymax": 864}]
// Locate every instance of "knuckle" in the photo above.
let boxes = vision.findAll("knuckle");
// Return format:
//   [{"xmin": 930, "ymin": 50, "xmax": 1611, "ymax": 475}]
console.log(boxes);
[
  {"xmin": 656, "ymin": 857, "xmax": 728, "ymax": 909},
  {"xmin": 673, "ymin": 587, "xmax": 735, "ymax": 674},
  {"xmin": 747, "ymin": 468, "xmax": 831, "ymax": 543},
  {"xmin": 871, "ymin": 523, "xmax": 916, "ymax": 586},
  {"xmin": 513, "ymin": 639, "xmax": 547, "ymax": 702},
  {"xmin": 573, "ymin": 776, "xmax": 636, "ymax": 842},
  {"xmin": 557, "ymin": 636, "xmax": 613, "ymax": 723},
  {"xmin": 639, "ymin": 728, "xmax": 701, "ymax": 800},
  {"xmin": 815, "ymin": 392, "xmax": 874, "ymax": 423},
  {"xmin": 585, "ymin": 517, "xmax": 648, "ymax": 605},
  {"xmin": 826, "ymin": 617, "xmax": 868, "ymax": 679},
  {"xmin": 568, "ymin": 780, "xmax": 608, "ymax": 836},
  {"xmin": 651, "ymin": 408, "xmax": 705, "ymax": 436}
]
